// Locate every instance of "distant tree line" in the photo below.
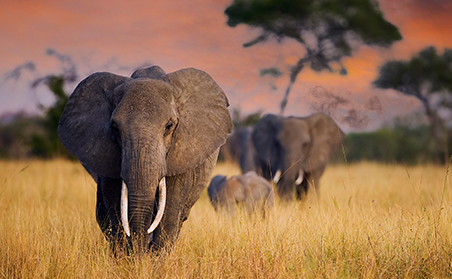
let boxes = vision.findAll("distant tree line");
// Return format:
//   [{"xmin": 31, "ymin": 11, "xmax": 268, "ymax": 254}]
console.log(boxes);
[
  {"xmin": 1, "ymin": 99, "xmax": 449, "ymax": 164},
  {"xmin": 231, "ymin": 108, "xmax": 262, "ymax": 128},
  {"xmin": 0, "ymin": 112, "xmax": 43, "ymax": 158},
  {"xmin": 0, "ymin": 75, "xmax": 74, "ymax": 159},
  {"xmin": 339, "ymin": 124, "xmax": 450, "ymax": 165}
]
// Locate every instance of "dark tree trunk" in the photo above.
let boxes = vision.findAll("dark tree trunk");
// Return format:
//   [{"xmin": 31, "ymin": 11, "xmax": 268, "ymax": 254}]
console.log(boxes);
[
  {"xmin": 419, "ymin": 95, "xmax": 448, "ymax": 164},
  {"xmin": 280, "ymin": 56, "xmax": 310, "ymax": 115}
]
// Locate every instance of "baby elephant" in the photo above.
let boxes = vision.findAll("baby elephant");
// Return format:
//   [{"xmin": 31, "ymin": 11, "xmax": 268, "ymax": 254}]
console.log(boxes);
[{"xmin": 208, "ymin": 171, "xmax": 274, "ymax": 216}]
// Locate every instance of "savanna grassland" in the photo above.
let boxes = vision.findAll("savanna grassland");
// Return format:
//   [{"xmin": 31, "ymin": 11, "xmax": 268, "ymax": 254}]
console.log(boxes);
[{"xmin": 0, "ymin": 159, "xmax": 451, "ymax": 278}]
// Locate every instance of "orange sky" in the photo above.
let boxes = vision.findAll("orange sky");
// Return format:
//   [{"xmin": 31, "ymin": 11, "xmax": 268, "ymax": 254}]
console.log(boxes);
[{"xmin": 1, "ymin": 0, "xmax": 452, "ymax": 131}]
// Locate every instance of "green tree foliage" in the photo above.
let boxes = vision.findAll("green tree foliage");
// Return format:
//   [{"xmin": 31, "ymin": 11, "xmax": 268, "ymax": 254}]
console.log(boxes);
[
  {"xmin": 373, "ymin": 47, "xmax": 452, "ymax": 163},
  {"xmin": 225, "ymin": 0, "xmax": 402, "ymax": 114},
  {"xmin": 342, "ymin": 126, "xmax": 436, "ymax": 165},
  {"xmin": 29, "ymin": 76, "xmax": 73, "ymax": 159},
  {"xmin": 232, "ymin": 108, "xmax": 263, "ymax": 128},
  {"xmin": 0, "ymin": 75, "xmax": 73, "ymax": 159},
  {"xmin": 0, "ymin": 113, "xmax": 43, "ymax": 158}
]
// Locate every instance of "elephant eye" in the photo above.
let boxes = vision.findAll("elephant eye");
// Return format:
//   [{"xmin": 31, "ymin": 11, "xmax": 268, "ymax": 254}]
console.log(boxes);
[{"xmin": 164, "ymin": 120, "xmax": 174, "ymax": 136}]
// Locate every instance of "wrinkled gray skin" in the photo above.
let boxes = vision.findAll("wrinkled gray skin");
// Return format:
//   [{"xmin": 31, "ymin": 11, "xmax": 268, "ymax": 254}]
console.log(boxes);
[
  {"xmin": 57, "ymin": 66, "xmax": 233, "ymax": 253},
  {"xmin": 252, "ymin": 113, "xmax": 344, "ymax": 201},
  {"xmin": 207, "ymin": 171, "xmax": 274, "ymax": 216},
  {"xmin": 219, "ymin": 127, "xmax": 257, "ymax": 173}
]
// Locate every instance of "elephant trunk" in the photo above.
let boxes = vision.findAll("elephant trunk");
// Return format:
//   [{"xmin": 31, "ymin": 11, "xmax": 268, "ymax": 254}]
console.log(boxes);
[
  {"xmin": 276, "ymin": 154, "xmax": 301, "ymax": 201},
  {"xmin": 121, "ymin": 178, "xmax": 166, "ymax": 237},
  {"xmin": 120, "ymin": 143, "xmax": 167, "ymax": 251}
]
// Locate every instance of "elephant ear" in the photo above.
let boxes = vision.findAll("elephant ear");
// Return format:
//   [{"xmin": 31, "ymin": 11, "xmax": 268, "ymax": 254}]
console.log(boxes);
[
  {"xmin": 305, "ymin": 112, "xmax": 344, "ymax": 171},
  {"xmin": 57, "ymin": 72, "xmax": 129, "ymax": 178},
  {"xmin": 163, "ymin": 68, "xmax": 233, "ymax": 176}
]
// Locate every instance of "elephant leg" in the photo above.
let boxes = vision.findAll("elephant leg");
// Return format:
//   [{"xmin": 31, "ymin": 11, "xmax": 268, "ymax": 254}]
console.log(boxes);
[
  {"xmin": 98, "ymin": 176, "xmax": 123, "ymax": 243},
  {"xmin": 262, "ymin": 191, "xmax": 274, "ymax": 218},
  {"xmin": 96, "ymin": 182, "xmax": 110, "ymax": 237},
  {"xmin": 300, "ymin": 167, "xmax": 325, "ymax": 199},
  {"xmin": 225, "ymin": 200, "xmax": 236, "ymax": 217},
  {"xmin": 259, "ymin": 161, "xmax": 273, "ymax": 181},
  {"xmin": 244, "ymin": 195, "xmax": 256, "ymax": 215},
  {"xmin": 295, "ymin": 174, "xmax": 309, "ymax": 201},
  {"xmin": 311, "ymin": 167, "xmax": 325, "ymax": 198},
  {"xmin": 277, "ymin": 174, "xmax": 296, "ymax": 201},
  {"xmin": 151, "ymin": 152, "xmax": 219, "ymax": 252}
]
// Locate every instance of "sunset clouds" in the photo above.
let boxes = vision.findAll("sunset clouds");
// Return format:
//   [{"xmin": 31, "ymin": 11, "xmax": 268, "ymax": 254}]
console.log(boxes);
[{"xmin": 1, "ymin": 0, "xmax": 451, "ymax": 131}]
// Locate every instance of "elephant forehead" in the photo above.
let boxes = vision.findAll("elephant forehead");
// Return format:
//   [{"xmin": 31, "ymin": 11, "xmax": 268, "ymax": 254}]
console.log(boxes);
[
  {"xmin": 280, "ymin": 119, "xmax": 310, "ymax": 143},
  {"xmin": 114, "ymin": 79, "xmax": 177, "ymax": 121}
]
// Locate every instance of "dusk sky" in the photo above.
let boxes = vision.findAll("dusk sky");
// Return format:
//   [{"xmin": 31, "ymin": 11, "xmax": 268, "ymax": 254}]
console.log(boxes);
[{"xmin": 1, "ymin": 0, "xmax": 452, "ymax": 132}]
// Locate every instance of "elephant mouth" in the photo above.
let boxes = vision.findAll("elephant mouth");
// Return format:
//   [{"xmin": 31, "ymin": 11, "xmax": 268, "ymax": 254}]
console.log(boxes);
[
  {"xmin": 120, "ymin": 177, "xmax": 167, "ymax": 237},
  {"xmin": 273, "ymin": 169, "xmax": 304, "ymax": 185}
]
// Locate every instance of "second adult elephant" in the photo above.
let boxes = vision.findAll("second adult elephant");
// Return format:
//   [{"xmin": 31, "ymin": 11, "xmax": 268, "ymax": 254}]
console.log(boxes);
[
  {"xmin": 252, "ymin": 113, "xmax": 344, "ymax": 201},
  {"xmin": 219, "ymin": 126, "xmax": 257, "ymax": 173},
  {"xmin": 208, "ymin": 171, "xmax": 274, "ymax": 216}
]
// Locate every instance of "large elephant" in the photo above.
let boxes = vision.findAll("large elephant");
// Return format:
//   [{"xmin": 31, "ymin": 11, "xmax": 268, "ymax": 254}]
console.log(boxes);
[
  {"xmin": 252, "ymin": 113, "xmax": 344, "ymax": 201},
  {"xmin": 219, "ymin": 126, "xmax": 257, "ymax": 173},
  {"xmin": 57, "ymin": 66, "xmax": 233, "ymax": 253},
  {"xmin": 208, "ymin": 171, "xmax": 274, "ymax": 216}
]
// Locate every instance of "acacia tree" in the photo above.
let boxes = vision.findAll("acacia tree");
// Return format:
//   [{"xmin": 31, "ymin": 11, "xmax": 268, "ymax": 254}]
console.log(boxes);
[
  {"xmin": 29, "ymin": 75, "xmax": 73, "ymax": 158},
  {"xmin": 374, "ymin": 46, "xmax": 452, "ymax": 164},
  {"xmin": 28, "ymin": 49, "xmax": 78, "ymax": 158},
  {"xmin": 225, "ymin": 0, "xmax": 402, "ymax": 114}
]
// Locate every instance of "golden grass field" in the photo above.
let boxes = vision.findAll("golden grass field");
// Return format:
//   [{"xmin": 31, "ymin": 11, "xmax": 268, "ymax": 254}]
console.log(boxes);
[{"xmin": 0, "ymin": 159, "xmax": 451, "ymax": 278}]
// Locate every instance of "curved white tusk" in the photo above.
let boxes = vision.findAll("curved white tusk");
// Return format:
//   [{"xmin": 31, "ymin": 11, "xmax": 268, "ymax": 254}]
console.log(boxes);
[
  {"xmin": 121, "ymin": 181, "xmax": 131, "ymax": 237},
  {"xmin": 147, "ymin": 177, "xmax": 167, "ymax": 234},
  {"xmin": 295, "ymin": 171, "xmax": 304, "ymax": 185},
  {"xmin": 273, "ymin": 170, "xmax": 281, "ymax": 183}
]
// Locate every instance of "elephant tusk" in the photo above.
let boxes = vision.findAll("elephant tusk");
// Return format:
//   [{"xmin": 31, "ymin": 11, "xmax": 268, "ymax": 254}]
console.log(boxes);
[
  {"xmin": 147, "ymin": 177, "xmax": 167, "ymax": 234},
  {"xmin": 121, "ymin": 181, "xmax": 131, "ymax": 237},
  {"xmin": 273, "ymin": 170, "xmax": 281, "ymax": 183},
  {"xmin": 295, "ymin": 171, "xmax": 304, "ymax": 185}
]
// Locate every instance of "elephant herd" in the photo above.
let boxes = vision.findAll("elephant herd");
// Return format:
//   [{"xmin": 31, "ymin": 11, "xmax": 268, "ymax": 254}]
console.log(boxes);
[
  {"xmin": 57, "ymin": 66, "xmax": 344, "ymax": 254},
  {"xmin": 217, "ymin": 112, "xmax": 344, "ymax": 204}
]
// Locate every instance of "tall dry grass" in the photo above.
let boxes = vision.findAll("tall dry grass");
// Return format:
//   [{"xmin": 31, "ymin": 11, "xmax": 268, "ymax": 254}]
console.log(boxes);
[{"xmin": 0, "ymin": 159, "xmax": 451, "ymax": 278}]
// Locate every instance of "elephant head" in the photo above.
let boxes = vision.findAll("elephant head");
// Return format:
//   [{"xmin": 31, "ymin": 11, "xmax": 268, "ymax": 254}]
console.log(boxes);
[
  {"xmin": 58, "ymin": 66, "xmax": 232, "ymax": 252},
  {"xmin": 252, "ymin": 113, "xmax": 344, "ymax": 201}
]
